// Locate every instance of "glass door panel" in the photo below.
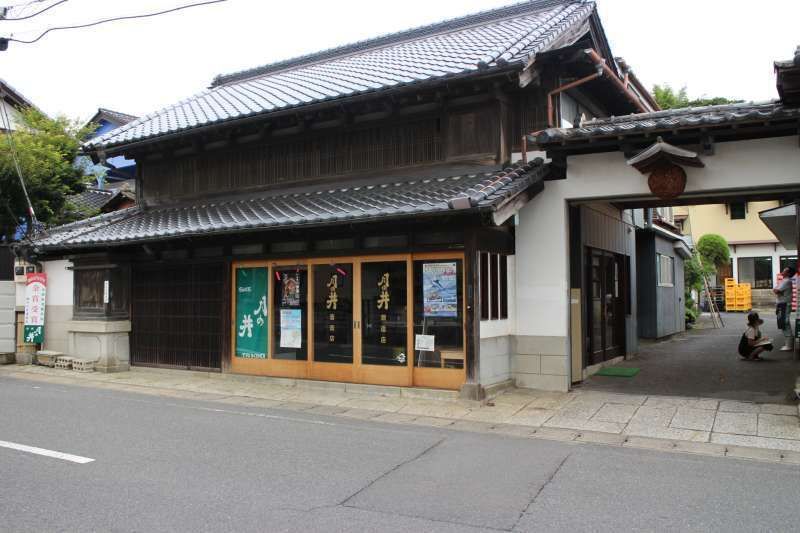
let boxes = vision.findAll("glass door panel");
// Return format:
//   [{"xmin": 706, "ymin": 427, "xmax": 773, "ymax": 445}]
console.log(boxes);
[
  {"xmin": 412, "ymin": 259, "xmax": 464, "ymax": 369},
  {"xmin": 273, "ymin": 267, "xmax": 308, "ymax": 361},
  {"xmin": 313, "ymin": 264, "xmax": 353, "ymax": 364},
  {"xmin": 361, "ymin": 261, "xmax": 408, "ymax": 366}
]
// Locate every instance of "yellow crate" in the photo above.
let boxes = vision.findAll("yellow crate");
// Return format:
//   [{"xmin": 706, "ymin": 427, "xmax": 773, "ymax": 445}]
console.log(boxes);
[{"xmin": 724, "ymin": 278, "xmax": 736, "ymax": 285}]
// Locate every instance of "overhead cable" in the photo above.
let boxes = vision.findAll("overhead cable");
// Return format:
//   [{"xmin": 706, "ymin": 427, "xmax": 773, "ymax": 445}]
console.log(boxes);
[
  {"xmin": 1, "ymin": 0, "xmax": 67, "ymax": 21},
  {"xmin": 2, "ymin": 0, "xmax": 227, "ymax": 45}
]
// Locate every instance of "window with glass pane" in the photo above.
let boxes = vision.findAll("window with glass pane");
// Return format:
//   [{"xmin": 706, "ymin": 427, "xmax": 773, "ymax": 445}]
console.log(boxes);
[
  {"xmin": 413, "ymin": 260, "xmax": 463, "ymax": 369},
  {"xmin": 780, "ymin": 256, "xmax": 797, "ymax": 272},
  {"xmin": 313, "ymin": 264, "xmax": 353, "ymax": 364},
  {"xmin": 273, "ymin": 267, "xmax": 308, "ymax": 360},
  {"xmin": 729, "ymin": 202, "xmax": 746, "ymax": 220},
  {"xmin": 657, "ymin": 254, "xmax": 674, "ymax": 286},
  {"xmin": 738, "ymin": 257, "xmax": 773, "ymax": 288},
  {"xmin": 361, "ymin": 261, "xmax": 407, "ymax": 366}
]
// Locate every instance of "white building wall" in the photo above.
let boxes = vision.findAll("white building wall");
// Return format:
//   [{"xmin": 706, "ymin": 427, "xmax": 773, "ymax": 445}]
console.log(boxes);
[
  {"xmin": 41, "ymin": 260, "xmax": 73, "ymax": 354},
  {"xmin": 510, "ymin": 136, "xmax": 800, "ymax": 392},
  {"xmin": 13, "ymin": 260, "xmax": 74, "ymax": 355}
]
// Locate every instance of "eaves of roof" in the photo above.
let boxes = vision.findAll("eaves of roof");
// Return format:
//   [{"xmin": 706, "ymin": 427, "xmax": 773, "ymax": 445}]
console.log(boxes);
[
  {"xmin": 529, "ymin": 101, "xmax": 800, "ymax": 150},
  {"xmin": 31, "ymin": 160, "xmax": 548, "ymax": 252}
]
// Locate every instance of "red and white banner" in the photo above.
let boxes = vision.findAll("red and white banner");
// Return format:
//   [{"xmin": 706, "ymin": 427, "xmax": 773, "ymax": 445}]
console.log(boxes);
[{"xmin": 23, "ymin": 273, "xmax": 47, "ymax": 344}]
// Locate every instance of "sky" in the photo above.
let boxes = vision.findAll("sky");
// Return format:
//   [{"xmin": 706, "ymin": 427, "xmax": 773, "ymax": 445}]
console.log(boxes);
[{"xmin": 1, "ymin": 0, "xmax": 798, "ymax": 121}]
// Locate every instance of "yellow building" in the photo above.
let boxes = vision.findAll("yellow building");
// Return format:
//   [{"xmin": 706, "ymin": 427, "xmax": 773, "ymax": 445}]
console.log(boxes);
[{"xmin": 673, "ymin": 202, "xmax": 797, "ymax": 294}]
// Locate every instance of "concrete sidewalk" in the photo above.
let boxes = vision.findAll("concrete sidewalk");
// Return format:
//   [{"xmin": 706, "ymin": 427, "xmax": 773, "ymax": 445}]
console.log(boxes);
[{"xmin": 2, "ymin": 364, "xmax": 800, "ymax": 464}]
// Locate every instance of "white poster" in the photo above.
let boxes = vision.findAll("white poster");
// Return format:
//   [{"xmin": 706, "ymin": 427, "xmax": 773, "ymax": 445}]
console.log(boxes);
[
  {"xmin": 279, "ymin": 308, "xmax": 302, "ymax": 348},
  {"xmin": 414, "ymin": 334, "xmax": 435, "ymax": 352}
]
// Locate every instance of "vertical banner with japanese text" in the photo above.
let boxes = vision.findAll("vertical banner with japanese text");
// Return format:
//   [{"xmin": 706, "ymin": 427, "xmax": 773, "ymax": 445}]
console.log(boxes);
[
  {"xmin": 23, "ymin": 273, "xmax": 47, "ymax": 344},
  {"xmin": 235, "ymin": 267, "xmax": 268, "ymax": 358}
]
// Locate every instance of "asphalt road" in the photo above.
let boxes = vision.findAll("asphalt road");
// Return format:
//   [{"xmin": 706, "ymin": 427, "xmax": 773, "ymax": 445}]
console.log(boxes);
[{"xmin": 1, "ymin": 376, "xmax": 799, "ymax": 532}]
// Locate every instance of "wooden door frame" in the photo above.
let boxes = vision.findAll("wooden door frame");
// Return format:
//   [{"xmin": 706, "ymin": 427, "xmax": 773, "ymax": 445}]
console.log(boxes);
[
  {"xmin": 230, "ymin": 252, "xmax": 466, "ymax": 390},
  {"xmin": 585, "ymin": 248, "xmax": 627, "ymax": 366},
  {"xmin": 410, "ymin": 251, "xmax": 468, "ymax": 390}
]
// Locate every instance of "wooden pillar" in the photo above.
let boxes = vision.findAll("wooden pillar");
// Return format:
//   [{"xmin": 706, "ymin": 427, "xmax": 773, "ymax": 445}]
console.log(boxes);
[
  {"xmin": 220, "ymin": 259, "xmax": 232, "ymax": 373},
  {"xmin": 462, "ymin": 228, "xmax": 482, "ymax": 399}
]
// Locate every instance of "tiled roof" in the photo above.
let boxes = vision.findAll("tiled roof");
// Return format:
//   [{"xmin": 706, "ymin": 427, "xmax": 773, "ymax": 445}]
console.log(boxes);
[
  {"xmin": 92, "ymin": 108, "xmax": 138, "ymax": 125},
  {"xmin": 530, "ymin": 101, "xmax": 800, "ymax": 145},
  {"xmin": 68, "ymin": 188, "xmax": 117, "ymax": 212},
  {"xmin": 34, "ymin": 161, "xmax": 547, "ymax": 250},
  {"xmin": 85, "ymin": 0, "xmax": 594, "ymax": 150}
]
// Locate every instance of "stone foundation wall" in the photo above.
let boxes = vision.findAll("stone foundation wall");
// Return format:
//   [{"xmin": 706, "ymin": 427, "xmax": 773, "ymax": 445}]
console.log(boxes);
[
  {"xmin": 511, "ymin": 335, "xmax": 569, "ymax": 391},
  {"xmin": 478, "ymin": 335, "xmax": 512, "ymax": 386}
]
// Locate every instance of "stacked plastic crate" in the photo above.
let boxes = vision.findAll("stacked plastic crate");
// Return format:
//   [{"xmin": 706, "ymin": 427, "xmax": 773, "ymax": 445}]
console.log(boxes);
[{"xmin": 724, "ymin": 278, "xmax": 752, "ymax": 312}]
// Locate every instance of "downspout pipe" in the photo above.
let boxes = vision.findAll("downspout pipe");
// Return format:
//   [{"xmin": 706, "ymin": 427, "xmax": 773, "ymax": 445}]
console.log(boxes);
[
  {"xmin": 546, "ymin": 70, "xmax": 603, "ymax": 127},
  {"xmin": 584, "ymin": 48, "xmax": 650, "ymax": 114},
  {"xmin": 544, "ymin": 49, "xmax": 651, "ymax": 128}
]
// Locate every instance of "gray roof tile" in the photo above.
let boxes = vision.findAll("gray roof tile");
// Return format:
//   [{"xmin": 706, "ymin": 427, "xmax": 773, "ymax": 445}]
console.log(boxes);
[
  {"xmin": 531, "ymin": 101, "xmax": 800, "ymax": 145},
  {"xmin": 35, "ymin": 161, "xmax": 547, "ymax": 249},
  {"xmin": 85, "ymin": 1, "xmax": 593, "ymax": 150}
]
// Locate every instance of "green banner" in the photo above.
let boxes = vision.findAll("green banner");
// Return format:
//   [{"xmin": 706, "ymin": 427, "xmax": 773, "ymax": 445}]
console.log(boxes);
[{"xmin": 235, "ymin": 267, "xmax": 268, "ymax": 358}]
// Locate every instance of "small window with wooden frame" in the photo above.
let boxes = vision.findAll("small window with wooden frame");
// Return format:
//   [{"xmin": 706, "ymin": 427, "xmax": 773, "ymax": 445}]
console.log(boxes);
[
  {"xmin": 73, "ymin": 262, "xmax": 130, "ymax": 320},
  {"xmin": 479, "ymin": 252, "xmax": 509, "ymax": 321}
]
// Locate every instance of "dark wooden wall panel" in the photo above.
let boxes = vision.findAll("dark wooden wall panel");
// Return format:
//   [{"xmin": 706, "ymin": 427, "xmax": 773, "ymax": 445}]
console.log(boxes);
[{"xmin": 142, "ymin": 118, "xmax": 447, "ymax": 204}]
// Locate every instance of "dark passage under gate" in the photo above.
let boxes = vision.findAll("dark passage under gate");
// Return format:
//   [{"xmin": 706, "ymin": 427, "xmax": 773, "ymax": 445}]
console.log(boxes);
[{"xmin": 131, "ymin": 262, "xmax": 226, "ymax": 370}]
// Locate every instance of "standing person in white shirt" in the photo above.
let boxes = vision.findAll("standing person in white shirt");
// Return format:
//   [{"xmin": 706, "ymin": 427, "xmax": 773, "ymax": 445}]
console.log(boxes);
[{"xmin": 773, "ymin": 266, "xmax": 796, "ymax": 351}]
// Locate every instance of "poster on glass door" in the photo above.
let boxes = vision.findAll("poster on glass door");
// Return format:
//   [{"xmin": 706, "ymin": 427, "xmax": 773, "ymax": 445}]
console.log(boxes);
[
  {"xmin": 280, "ymin": 308, "xmax": 303, "ymax": 348},
  {"xmin": 422, "ymin": 262, "xmax": 457, "ymax": 317}
]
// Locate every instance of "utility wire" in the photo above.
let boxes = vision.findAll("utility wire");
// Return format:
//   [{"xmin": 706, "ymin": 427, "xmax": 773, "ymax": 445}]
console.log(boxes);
[
  {"xmin": 3, "ymin": 0, "xmax": 227, "ymax": 44},
  {"xmin": 2, "ymin": 0, "xmax": 67, "ymax": 21},
  {"xmin": 0, "ymin": 91, "xmax": 38, "ymax": 233}
]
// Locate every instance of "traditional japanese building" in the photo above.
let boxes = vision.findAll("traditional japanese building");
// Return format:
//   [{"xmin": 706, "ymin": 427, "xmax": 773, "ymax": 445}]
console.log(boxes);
[{"xmin": 24, "ymin": 0, "xmax": 659, "ymax": 397}]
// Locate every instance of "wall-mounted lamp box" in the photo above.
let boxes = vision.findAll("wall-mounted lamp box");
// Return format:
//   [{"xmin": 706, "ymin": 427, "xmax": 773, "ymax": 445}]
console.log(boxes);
[{"xmin": 69, "ymin": 255, "xmax": 131, "ymax": 320}]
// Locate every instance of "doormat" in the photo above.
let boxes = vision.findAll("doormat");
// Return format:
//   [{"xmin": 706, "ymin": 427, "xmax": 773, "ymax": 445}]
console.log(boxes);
[{"xmin": 596, "ymin": 366, "xmax": 640, "ymax": 377}]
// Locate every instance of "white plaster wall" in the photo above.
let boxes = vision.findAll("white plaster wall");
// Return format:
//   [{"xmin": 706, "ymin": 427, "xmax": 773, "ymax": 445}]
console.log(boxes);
[
  {"xmin": 43, "ymin": 260, "xmax": 73, "ymax": 305},
  {"xmin": 42, "ymin": 260, "xmax": 73, "ymax": 353},
  {"xmin": 562, "ymin": 137, "xmax": 800, "ymax": 203},
  {"xmin": 516, "ymin": 189, "xmax": 570, "ymax": 338}
]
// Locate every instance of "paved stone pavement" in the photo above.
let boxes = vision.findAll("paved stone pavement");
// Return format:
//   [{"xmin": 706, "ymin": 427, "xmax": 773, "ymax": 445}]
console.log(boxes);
[
  {"xmin": 582, "ymin": 312, "xmax": 800, "ymax": 404},
  {"xmin": 3, "ymin": 364, "xmax": 800, "ymax": 463}
]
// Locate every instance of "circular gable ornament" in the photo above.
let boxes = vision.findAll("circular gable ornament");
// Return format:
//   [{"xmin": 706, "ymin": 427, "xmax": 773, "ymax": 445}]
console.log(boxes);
[{"xmin": 647, "ymin": 163, "xmax": 686, "ymax": 199}]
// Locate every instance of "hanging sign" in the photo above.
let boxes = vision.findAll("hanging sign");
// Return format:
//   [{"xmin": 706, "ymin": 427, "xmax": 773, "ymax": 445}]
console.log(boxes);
[
  {"xmin": 23, "ymin": 273, "xmax": 47, "ymax": 344},
  {"xmin": 280, "ymin": 308, "xmax": 302, "ymax": 348},
  {"xmin": 235, "ymin": 267, "xmax": 268, "ymax": 358},
  {"xmin": 422, "ymin": 262, "xmax": 458, "ymax": 317}
]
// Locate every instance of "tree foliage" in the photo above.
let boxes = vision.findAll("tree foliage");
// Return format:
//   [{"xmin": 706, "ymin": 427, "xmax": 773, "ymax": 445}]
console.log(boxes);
[
  {"xmin": 0, "ymin": 108, "xmax": 93, "ymax": 240},
  {"xmin": 652, "ymin": 84, "xmax": 741, "ymax": 110},
  {"xmin": 696, "ymin": 234, "xmax": 730, "ymax": 270}
]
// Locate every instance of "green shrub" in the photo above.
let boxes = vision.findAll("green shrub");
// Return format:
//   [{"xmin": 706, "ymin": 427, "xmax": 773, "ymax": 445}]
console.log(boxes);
[{"xmin": 696, "ymin": 234, "xmax": 730, "ymax": 269}]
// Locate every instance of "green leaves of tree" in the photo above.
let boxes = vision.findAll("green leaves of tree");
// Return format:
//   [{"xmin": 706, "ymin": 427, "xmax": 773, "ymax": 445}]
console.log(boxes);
[
  {"xmin": 652, "ymin": 84, "xmax": 740, "ymax": 110},
  {"xmin": 0, "ymin": 108, "xmax": 93, "ymax": 239}
]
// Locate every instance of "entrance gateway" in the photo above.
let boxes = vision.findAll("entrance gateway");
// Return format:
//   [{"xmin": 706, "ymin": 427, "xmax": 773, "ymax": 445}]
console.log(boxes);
[{"xmin": 524, "ymin": 96, "xmax": 800, "ymax": 391}]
